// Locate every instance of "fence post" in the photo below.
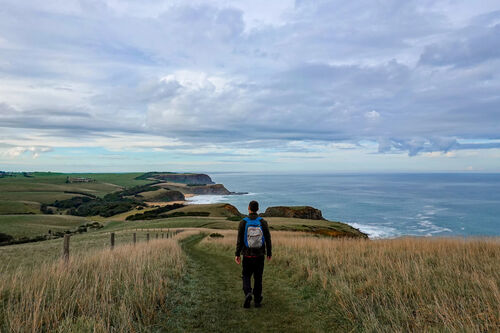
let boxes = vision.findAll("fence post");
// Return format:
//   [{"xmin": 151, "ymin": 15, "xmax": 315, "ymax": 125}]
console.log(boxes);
[
  {"xmin": 133, "ymin": 233, "xmax": 136, "ymax": 245},
  {"xmin": 110, "ymin": 232, "xmax": 115, "ymax": 250},
  {"xmin": 62, "ymin": 234, "xmax": 70, "ymax": 263},
  {"xmin": 156, "ymin": 233, "xmax": 158, "ymax": 239},
  {"xmin": 146, "ymin": 233, "xmax": 150, "ymax": 242},
  {"xmin": 162, "ymin": 233, "xmax": 164, "ymax": 239}
]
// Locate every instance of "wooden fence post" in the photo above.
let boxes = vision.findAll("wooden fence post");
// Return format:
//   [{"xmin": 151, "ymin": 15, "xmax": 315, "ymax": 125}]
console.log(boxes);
[
  {"xmin": 110, "ymin": 233, "xmax": 115, "ymax": 250},
  {"xmin": 62, "ymin": 234, "xmax": 70, "ymax": 263},
  {"xmin": 133, "ymin": 233, "xmax": 136, "ymax": 245},
  {"xmin": 156, "ymin": 233, "xmax": 158, "ymax": 239},
  {"xmin": 146, "ymin": 233, "xmax": 150, "ymax": 242}
]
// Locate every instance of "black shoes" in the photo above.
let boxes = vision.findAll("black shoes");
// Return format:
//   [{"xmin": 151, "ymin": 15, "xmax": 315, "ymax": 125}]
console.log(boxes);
[
  {"xmin": 243, "ymin": 293, "xmax": 263, "ymax": 308},
  {"xmin": 243, "ymin": 293, "xmax": 253, "ymax": 308}
]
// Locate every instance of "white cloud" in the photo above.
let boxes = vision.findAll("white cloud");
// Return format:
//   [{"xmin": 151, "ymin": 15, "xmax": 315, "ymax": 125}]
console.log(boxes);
[
  {"xmin": 2, "ymin": 146, "xmax": 52, "ymax": 159},
  {"xmin": 0, "ymin": 0, "xmax": 500, "ymax": 169},
  {"xmin": 364, "ymin": 110, "xmax": 380, "ymax": 121}
]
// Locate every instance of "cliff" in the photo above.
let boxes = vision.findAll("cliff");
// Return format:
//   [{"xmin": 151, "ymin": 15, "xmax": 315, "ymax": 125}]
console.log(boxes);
[
  {"xmin": 260, "ymin": 206, "xmax": 325, "ymax": 220},
  {"xmin": 136, "ymin": 189, "xmax": 185, "ymax": 202},
  {"xmin": 155, "ymin": 183, "xmax": 233, "ymax": 195},
  {"xmin": 148, "ymin": 173, "xmax": 215, "ymax": 185},
  {"xmin": 184, "ymin": 184, "xmax": 231, "ymax": 195}
]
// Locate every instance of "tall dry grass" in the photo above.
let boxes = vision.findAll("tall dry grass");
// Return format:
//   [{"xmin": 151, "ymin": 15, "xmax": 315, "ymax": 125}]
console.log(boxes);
[
  {"xmin": 0, "ymin": 238, "xmax": 185, "ymax": 332},
  {"xmin": 203, "ymin": 231, "xmax": 500, "ymax": 332}
]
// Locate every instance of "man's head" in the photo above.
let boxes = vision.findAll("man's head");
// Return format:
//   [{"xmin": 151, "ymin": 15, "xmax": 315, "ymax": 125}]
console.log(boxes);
[{"xmin": 248, "ymin": 200, "xmax": 259, "ymax": 213}]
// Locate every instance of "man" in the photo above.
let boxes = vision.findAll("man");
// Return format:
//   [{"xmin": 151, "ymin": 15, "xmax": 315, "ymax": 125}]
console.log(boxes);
[{"xmin": 235, "ymin": 200, "xmax": 272, "ymax": 308}]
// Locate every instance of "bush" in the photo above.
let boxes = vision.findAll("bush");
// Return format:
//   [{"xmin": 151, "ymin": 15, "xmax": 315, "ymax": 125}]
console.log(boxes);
[
  {"xmin": 0, "ymin": 233, "xmax": 14, "ymax": 244},
  {"xmin": 126, "ymin": 204, "xmax": 185, "ymax": 221}
]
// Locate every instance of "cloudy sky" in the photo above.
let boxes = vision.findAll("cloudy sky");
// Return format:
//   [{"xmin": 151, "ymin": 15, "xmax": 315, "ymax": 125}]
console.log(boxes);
[{"xmin": 1, "ymin": 0, "xmax": 500, "ymax": 172}]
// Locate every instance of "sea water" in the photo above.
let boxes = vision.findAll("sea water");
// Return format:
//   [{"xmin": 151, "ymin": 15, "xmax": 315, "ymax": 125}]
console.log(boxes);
[{"xmin": 188, "ymin": 173, "xmax": 500, "ymax": 238}]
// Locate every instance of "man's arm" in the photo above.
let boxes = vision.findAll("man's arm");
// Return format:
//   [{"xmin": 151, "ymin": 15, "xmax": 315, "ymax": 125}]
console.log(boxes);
[
  {"xmin": 235, "ymin": 220, "xmax": 245, "ymax": 257},
  {"xmin": 261, "ymin": 219, "xmax": 272, "ymax": 257}
]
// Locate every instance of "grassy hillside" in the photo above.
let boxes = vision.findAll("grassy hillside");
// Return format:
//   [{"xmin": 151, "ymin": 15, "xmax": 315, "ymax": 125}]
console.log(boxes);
[
  {"xmin": 0, "ymin": 215, "xmax": 90, "ymax": 238},
  {"xmin": 0, "ymin": 173, "xmax": 152, "ymax": 215},
  {"xmin": 1, "ymin": 229, "xmax": 497, "ymax": 332},
  {"xmin": 200, "ymin": 231, "xmax": 500, "ymax": 332},
  {"xmin": 0, "ymin": 238, "xmax": 185, "ymax": 332},
  {"xmin": 2, "ymin": 173, "xmax": 496, "ymax": 330}
]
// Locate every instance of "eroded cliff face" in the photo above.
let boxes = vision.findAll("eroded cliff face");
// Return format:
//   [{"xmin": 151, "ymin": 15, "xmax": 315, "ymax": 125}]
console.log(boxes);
[
  {"xmin": 261, "ymin": 206, "xmax": 325, "ymax": 220},
  {"xmin": 151, "ymin": 173, "xmax": 215, "ymax": 185},
  {"xmin": 154, "ymin": 183, "xmax": 232, "ymax": 195},
  {"xmin": 185, "ymin": 184, "xmax": 231, "ymax": 195}
]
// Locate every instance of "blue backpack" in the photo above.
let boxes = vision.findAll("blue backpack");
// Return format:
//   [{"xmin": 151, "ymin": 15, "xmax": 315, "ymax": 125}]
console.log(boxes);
[{"xmin": 244, "ymin": 217, "xmax": 265, "ymax": 248}]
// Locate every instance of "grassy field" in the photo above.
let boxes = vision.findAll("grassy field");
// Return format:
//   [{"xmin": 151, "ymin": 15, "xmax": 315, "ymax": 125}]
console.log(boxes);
[
  {"xmin": 202, "ymin": 231, "xmax": 500, "ymax": 332},
  {"xmin": 0, "ymin": 201, "xmax": 40, "ymax": 214},
  {"xmin": 0, "ymin": 229, "xmax": 164, "ymax": 272},
  {"xmin": 0, "ymin": 238, "xmax": 185, "ymax": 332},
  {"xmin": 0, "ymin": 215, "xmax": 91, "ymax": 238},
  {"xmin": 0, "ymin": 227, "xmax": 498, "ymax": 331},
  {"xmin": 0, "ymin": 173, "xmax": 152, "ymax": 215}
]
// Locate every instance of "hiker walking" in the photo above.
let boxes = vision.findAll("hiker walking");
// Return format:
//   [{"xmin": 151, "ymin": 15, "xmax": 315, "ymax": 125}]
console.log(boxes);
[{"xmin": 235, "ymin": 200, "xmax": 272, "ymax": 308}]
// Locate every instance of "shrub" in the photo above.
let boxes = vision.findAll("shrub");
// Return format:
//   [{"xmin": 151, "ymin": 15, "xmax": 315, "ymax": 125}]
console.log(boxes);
[{"xmin": 0, "ymin": 232, "xmax": 14, "ymax": 244}]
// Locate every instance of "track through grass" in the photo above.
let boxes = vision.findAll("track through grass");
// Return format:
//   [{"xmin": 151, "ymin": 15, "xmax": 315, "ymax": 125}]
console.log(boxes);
[{"xmin": 161, "ymin": 234, "xmax": 341, "ymax": 332}]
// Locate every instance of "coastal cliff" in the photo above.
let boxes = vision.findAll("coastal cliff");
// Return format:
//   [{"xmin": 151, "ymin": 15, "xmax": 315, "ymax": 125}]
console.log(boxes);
[
  {"xmin": 137, "ymin": 172, "xmax": 215, "ymax": 185},
  {"xmin": 261, "ymin": 206, "xmax": 325, "ymax": 220}
]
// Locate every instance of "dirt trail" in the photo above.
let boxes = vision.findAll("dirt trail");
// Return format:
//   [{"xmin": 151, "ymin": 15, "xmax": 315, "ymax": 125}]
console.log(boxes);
[{"xmin": 160, "ymin": 234, "xmax": 337, "ymax": 332}]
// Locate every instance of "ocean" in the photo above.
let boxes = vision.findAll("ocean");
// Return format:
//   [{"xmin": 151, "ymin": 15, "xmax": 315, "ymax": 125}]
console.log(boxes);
[{"xmin": 187, "ymin": 173, "xmax": 500, "ymax": 239}]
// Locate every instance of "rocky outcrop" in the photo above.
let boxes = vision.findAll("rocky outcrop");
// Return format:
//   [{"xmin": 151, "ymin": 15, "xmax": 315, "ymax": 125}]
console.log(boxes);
[
  {"xmin": 185, "ymin": 184, "xmax": 231, "ymax": 195},
  {"xmin": 150, "ymin": 173, "xmax": 215, "ymax": 185},
  {"xmin": 143, "ymin": 190, "xmax": 185, "ymax": 202},
  {"xmin": 155, "ymin": 183, "xmax": 233, "ymax": 195},
  {"xmin": 261, "ymin": 206, "xmax": 325, "ymax": 220},
  {"xmin": 221, "ymin": 203, "xmax": 243, "ymax": 217}
]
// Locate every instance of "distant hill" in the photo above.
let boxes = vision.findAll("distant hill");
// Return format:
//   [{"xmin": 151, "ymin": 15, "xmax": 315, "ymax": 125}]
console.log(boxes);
[{"xmin": 135, "ymin": 172, "xmax": 215, "ymax": 184}]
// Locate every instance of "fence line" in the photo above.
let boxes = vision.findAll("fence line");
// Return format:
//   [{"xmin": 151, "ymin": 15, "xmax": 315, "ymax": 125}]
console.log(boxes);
[{"xmin": 60, "ymin": 230, "xmax": 184, "ymax": 261}]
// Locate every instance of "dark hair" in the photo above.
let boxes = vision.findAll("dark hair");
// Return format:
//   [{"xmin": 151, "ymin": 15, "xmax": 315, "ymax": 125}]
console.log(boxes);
[{"xmin": 248, "ymin": 200, "xmax": 259, "ymax": 213}]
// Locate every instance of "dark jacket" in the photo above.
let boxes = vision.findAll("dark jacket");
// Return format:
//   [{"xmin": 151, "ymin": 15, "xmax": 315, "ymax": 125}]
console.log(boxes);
[{"xmin": 235, "ymin": 213, "xmax": 272, "ymax": 257}]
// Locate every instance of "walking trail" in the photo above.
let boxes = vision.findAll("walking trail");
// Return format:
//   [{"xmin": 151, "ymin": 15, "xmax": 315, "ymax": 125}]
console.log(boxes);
[{"xmin": 160, "ymin": 234, "xmax": 341, "ymax": 332}]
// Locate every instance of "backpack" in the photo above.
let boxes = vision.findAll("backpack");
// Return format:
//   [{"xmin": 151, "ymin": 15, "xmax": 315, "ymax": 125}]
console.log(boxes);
[{"xmin": 244, "ymin": 217, "xmax": 265, "ymax": 249}]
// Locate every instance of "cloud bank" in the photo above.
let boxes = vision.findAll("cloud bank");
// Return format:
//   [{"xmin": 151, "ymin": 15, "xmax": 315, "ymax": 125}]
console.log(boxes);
[{"xmin": 0, "ymin": 0, "xmax": 499, "ymax": 170}]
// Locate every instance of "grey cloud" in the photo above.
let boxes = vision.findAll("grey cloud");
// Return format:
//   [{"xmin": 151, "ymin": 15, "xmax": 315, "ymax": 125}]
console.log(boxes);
[
  {"xmin": 420, "ymin": 24, "xmax": 500, "ymax": 67},
  {"xmin": 0, "ymin": 1, "xmax": 500, "ymax": 157}
]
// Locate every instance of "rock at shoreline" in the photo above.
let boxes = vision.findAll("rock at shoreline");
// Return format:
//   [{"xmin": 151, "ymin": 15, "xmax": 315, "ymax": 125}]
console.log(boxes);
[{"xmin": 261, "ymin": 206, "xmax": 325, "ymax": 220}]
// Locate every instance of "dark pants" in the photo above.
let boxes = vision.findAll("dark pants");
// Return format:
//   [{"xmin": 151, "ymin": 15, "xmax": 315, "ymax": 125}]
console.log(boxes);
[{"xmin": 242, "ymin": 256, "xmax": 265, "ymax": 301}]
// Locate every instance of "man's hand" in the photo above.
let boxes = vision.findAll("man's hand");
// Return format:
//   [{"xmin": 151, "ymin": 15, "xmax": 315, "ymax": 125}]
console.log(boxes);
[
  {"xmin": 267, "ymin": 256, "xmax": 272, "ymax": 261},
  {"xmin": 235, "ymin": 256, "xmax": 241, "ymax": 264}
]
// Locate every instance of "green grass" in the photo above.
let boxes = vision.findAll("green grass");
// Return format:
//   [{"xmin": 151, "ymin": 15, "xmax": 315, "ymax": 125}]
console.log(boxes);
[
  {"xmin": 162, "ymin": 234, "xmax": 341, "ymax": 332},
  {"xmin": 0, "ymin": 192, "xmax": 86, "ymax": 204},
  {"xmin": 0, "ymin": 215, "xmax": 91, "ymax": 238},
  {"xmin": 103, "ymin": 216, "xmax": 239, "ymax": 231},
  {"xmin": 0, "ymin": 201, "xmax": 40, "ymax": 214},
  {"xmin": 101, "ymin": 214, "xmax": 364, "ymax": 238},
  {"xmin": 168, "ymin": 203, "xmax": 241, "ymax": 217},
  {"xmin": 0, "ymin": 173, "xmax": 153, "ymax": 214}
]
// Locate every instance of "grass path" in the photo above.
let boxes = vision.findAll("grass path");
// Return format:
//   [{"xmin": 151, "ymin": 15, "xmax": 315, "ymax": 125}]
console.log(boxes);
[{"xmin": 160, "ymin": 234, "xmax": 342, "ymax": 332}]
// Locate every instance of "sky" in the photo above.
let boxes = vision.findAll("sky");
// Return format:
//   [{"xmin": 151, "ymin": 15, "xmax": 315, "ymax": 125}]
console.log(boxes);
[{"xmin": 1, "ymin": 0, "xmax": 500, "ymax": 173}]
